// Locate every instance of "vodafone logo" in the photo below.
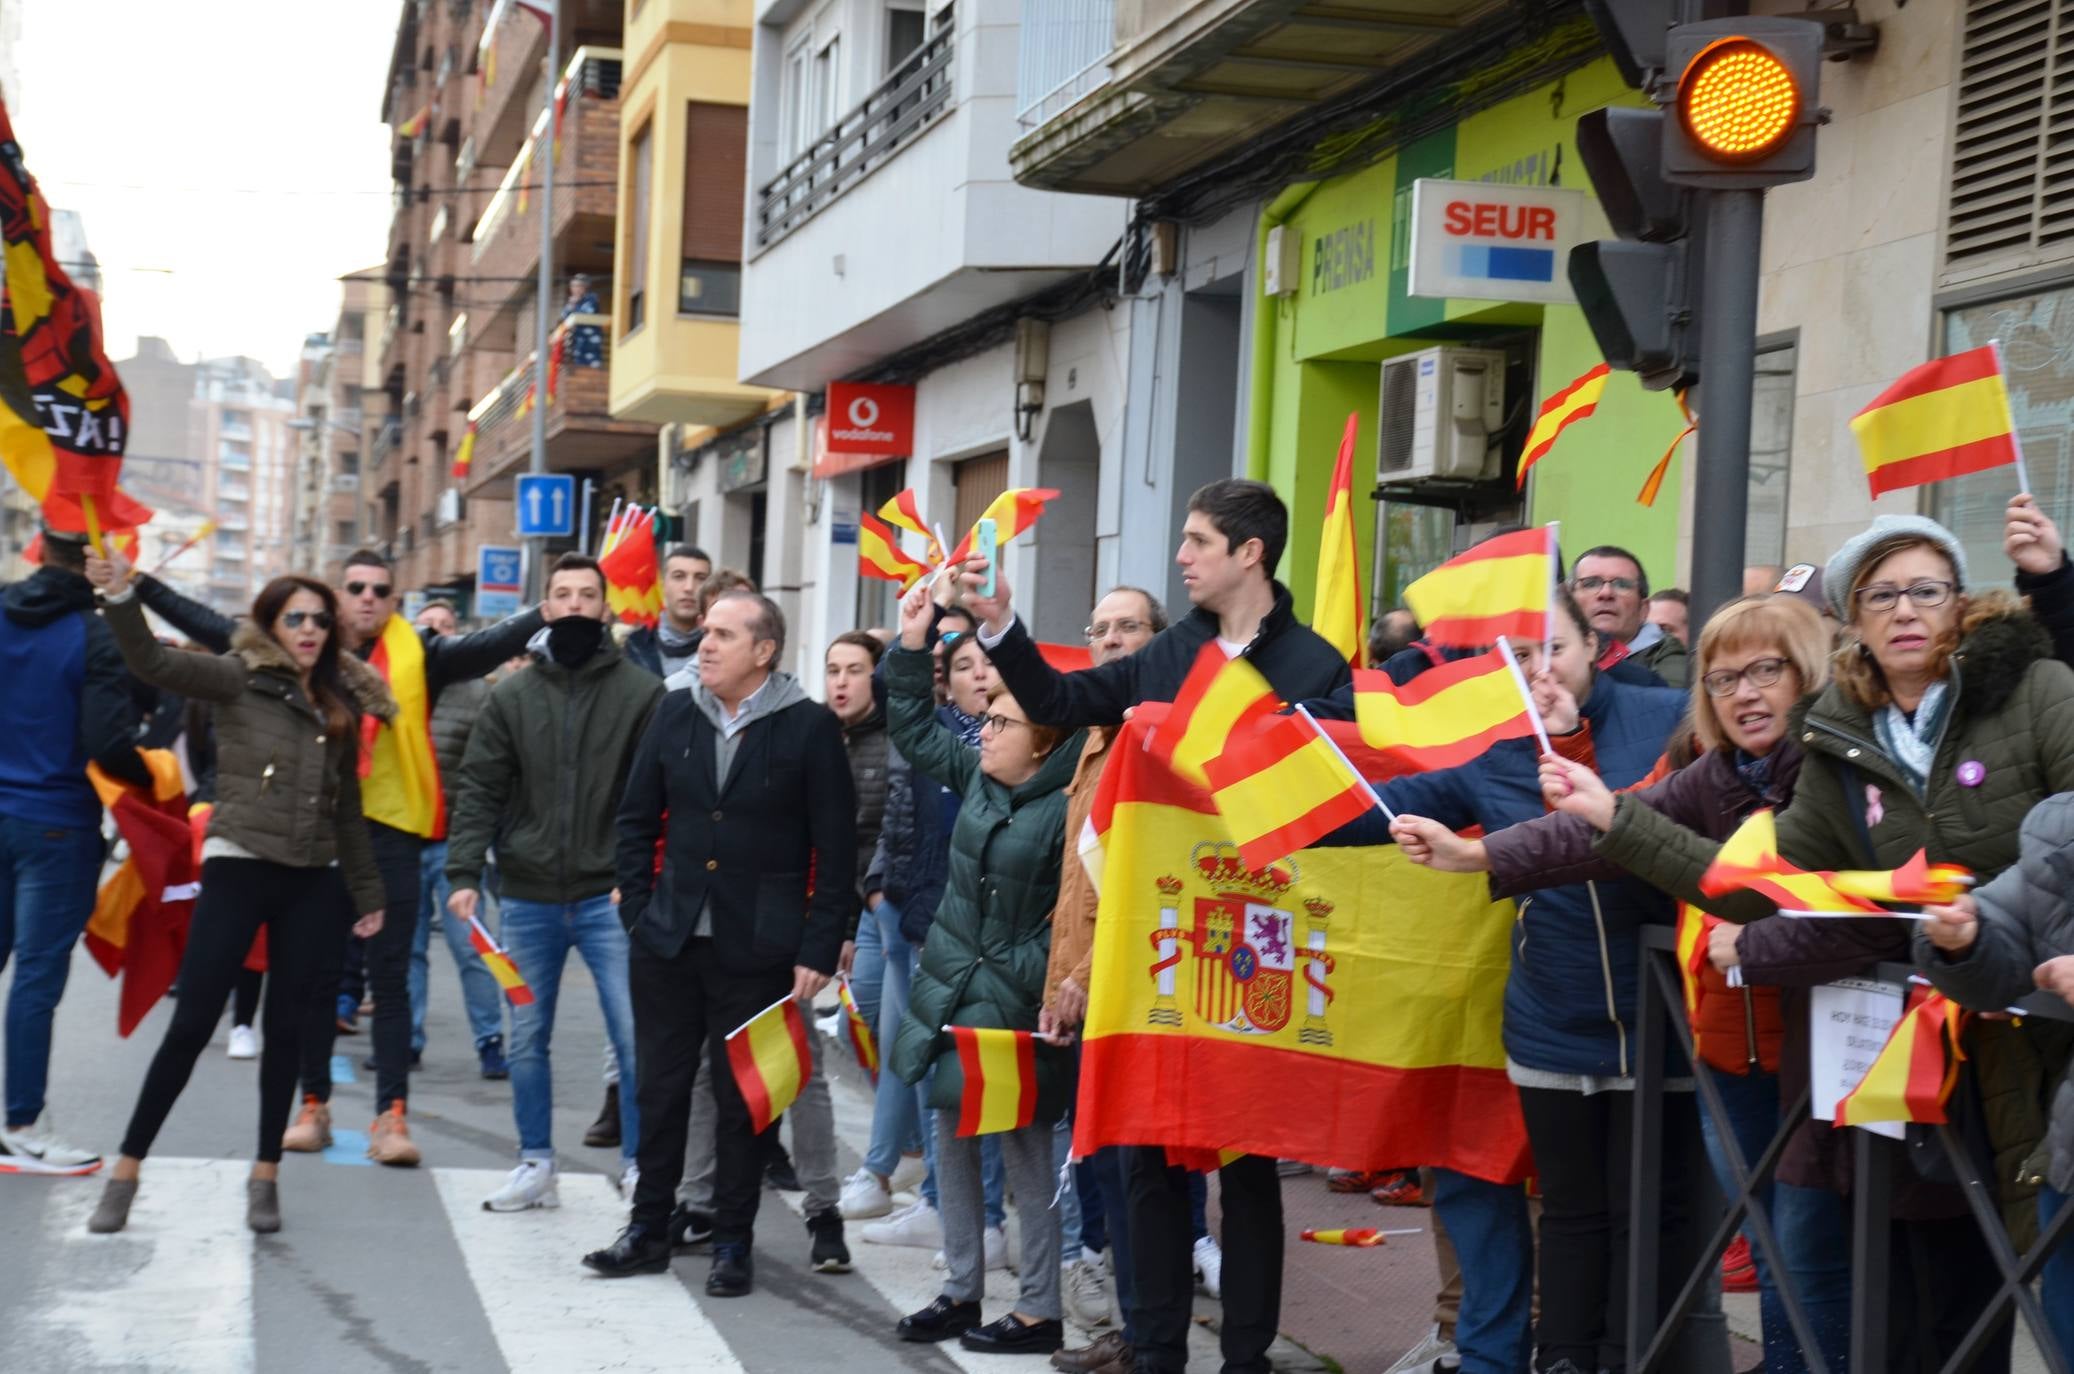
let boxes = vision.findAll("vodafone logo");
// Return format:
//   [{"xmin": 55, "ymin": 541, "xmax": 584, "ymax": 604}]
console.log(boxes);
[
  {"xmin": 848, "ymin": 395, "xmax": 880, "ymax": 428},
  {"xmin": 821, "ymin": 381, "xmax": 915, "ymax": 465}
]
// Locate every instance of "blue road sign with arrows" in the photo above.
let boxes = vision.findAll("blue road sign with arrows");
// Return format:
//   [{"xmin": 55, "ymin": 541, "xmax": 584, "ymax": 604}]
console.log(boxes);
[{"xmin": 515, "ymin": 473, "xmax": 575, "ymax": 537}]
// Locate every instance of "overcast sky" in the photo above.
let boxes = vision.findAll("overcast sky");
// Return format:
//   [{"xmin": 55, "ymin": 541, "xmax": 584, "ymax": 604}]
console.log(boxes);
[{"xmin": 15, "ymin": 0, "xmax": 399, "ymax": 377}]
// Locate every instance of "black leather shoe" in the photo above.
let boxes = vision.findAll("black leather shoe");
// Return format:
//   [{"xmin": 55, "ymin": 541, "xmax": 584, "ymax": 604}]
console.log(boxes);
[
  {"xmin": 706, "ymin": 1242, "xmax": 753, "ymax": 1297},
  {"xmin": 898, "ymin": 1295, "xmax": 982, "ymax": 1342},
  {"xmin": 581, "ymin": 1224, "xmax": 670, "ymax": 1277},
  {"xmin": 668, "ymin": 1203, "xmax": 714, "ymax": 1250},
  {"xmin": 960, "ymin": 1314, "xmax": 1065, "ymax": 1355}
]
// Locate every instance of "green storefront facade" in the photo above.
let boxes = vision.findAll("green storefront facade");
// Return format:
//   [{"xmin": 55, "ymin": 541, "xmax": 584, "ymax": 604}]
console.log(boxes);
[{"xmin": 1250, "ymin": 56, "xmax": 1697, "ymax": 620}]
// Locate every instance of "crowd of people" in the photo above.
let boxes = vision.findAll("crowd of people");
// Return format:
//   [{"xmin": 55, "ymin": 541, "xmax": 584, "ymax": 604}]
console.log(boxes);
[{"xmin": 0, "ymin": 474, "xmax": 2070, "ymax": 1374}]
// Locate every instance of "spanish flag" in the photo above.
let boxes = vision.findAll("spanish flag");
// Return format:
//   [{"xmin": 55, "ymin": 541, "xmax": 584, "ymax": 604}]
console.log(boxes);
[
  {"xmin": 1313, "ymin": 412, "xmax": 1366, "ymax": 668},
  {"xmin": 949, "ymin": 1026, "xmax": 1039, "ymax": 1136},
  {"xmin": 1402, "ymin": 527, "xmax": 1553, "ymax": 649},
  {"xmin": 397, "ymin": 104, "xmax": 432, "ymax": 138},
  {"xmin": 1835, "ymin": 985, "xmax": 1967, "ymax": 1127},
  {"xmin": 465, "ymin": 914, "xmax": 535, "ymax": 1007},
  {"xmin": 1829, "ymin": 850, "xmax": 1973, "ymax": 906},
  {"xmin": 1516, "ymin": 363, "xmax": 1611, "ymax": 490},
  {"xmin": 81, "ymin": 750, "xmax": 200, "ymax": 1037},
  {"xmin": 1849, "ymin": 346, "xmax": 2021, "ymax": 498},
  {"xmin": 727, "ymin": 995, "xmax": 815, "ymax": 1133},
  {"xmin": 599, "ymin": 505, "xmax": 664, "ymax": 627},
  {"xmin": 1700, "ymin": 810, "xmax": 1949, "ymax": 916},
  {"xmin": 451, "ymin": 421, "xmax": 477, "ymax": 481},
  {"xmin": 859, "ymin": 511, "xmax": 929, "ymax": 590},
  {"xmin": 945, "ymin": 487, "xmax": 1062, "ymax": 565},
  {"xmin": 838, "ymin": 976, "xmax": 878, "ymax": 1084},
  {"xmin": 1147, "ymin": 643, "xmax": 1276, "ymax": 788},
  {"xmin": 878, "ymin": 488, "xmax": 945, "ymax": 564},
  {"xmin": 1350, "ymin": 656, "xmax": 1534, "ymax": 770},
  {"xmin": 25, "ymin": 526, "xmax": 139, "ymax": 566},
  {"xmin": 1204, "ymin": 712, "xmax": 1374, "ymax": 870}
]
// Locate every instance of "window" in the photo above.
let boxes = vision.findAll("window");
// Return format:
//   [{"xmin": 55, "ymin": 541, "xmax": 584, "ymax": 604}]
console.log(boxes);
[
  {"xmin": 815, "ymin": 37, "xmax": 842, "ymax": 135},
  {"xmin": 784, "ymin": 43, "xmax": 813, "ymax": 157},
  {"xmin": 680, "ymin": 262, "xmax": 742, "ymax": 316},
  {"xmin": 681, "ymin": 101, "xmax": 746, "ymax": 317},
  {"xmin": 886, "ymin": 6, "xmax": 925, "ymax": 73},
  {"xmin": 1746, "ymin": 341, "xmax": 1796, "ymax": 569},
  {"xmin": 1937, "ymin": 285, "xmax": 2074, "ymax": 581},
  {"xmin": 1944, "ymin": 0, "xmax": 2074, "ymax": 278},
  {"xmin": 626, "ymin": 120, "xmax": 653, "ymax": 332}
]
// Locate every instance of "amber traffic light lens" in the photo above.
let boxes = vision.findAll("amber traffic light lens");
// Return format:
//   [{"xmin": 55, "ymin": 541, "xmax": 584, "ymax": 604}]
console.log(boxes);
[{"xmin": 1678, "ymin": 38, "xmax": 1800, "ymax": 162}]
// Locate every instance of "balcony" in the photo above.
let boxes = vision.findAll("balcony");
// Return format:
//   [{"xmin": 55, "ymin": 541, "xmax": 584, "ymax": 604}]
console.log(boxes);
[
  {"xmin": 459, "ymin": 313, "xmax": 657, "ymax": 490},
  {"xmin": 1008, "ymin": 0, "xmax": 1519, "ymax": 196},
  {"xmin": 371, "ymin": 417, "xmax": 404, "ymax": 470},
  {"xmin": 470, "ymin": 48, "xmax": 624, "ymax": 322},
  {"xmin": 737, "ymin": 3, "xmax": 1126, "ymax": 391},
  {"xmin": 474, "ymin": 0, "xmax": 551, "ymax": 166}
]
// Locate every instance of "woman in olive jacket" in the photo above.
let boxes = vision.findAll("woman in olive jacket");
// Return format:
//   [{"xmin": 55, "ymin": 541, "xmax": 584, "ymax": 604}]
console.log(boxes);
[
  {"xmin": 86, "ymin": 566, "xmax": 392, "ymax": 1237},
  {"xmin": 883, "ymin": 583, "xmax": 1085, "ymax": 1357},
  {"xmin": 1572, "ymin": 516, "xmax": 2074, "ymax": 1370}
]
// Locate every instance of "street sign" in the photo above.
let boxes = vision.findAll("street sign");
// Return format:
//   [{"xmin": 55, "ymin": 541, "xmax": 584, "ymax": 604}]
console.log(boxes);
[
  {"xmin": 477, "ymin": 543, "xmax": 523, "ymax": 620},
  {"xmin": 515, "ymin": 473, "xmax": 575, "ymax": 537}
]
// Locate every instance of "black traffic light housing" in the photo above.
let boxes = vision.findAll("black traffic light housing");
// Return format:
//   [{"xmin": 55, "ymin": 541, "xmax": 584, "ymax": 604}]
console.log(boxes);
[
  {"xmin": 1661, "ymin": 17, "xmax": 1825, "ymax": 188},
  {"xmin": 1568, "ymin": 107, "xmax": 1704, "ymax": 392}
]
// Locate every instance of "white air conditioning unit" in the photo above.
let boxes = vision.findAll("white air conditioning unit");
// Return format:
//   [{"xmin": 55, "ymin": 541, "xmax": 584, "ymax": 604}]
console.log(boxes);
[{"xmin": 1376, "ymin": 345, "xmax": 1508, "ymax": 482}]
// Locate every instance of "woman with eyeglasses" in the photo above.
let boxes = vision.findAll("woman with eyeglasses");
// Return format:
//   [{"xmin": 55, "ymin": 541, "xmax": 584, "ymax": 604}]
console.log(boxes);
[
  {"xmin": 80, "ymin": 566, "xmax": 391, "ymax": 1235},
  {"xmin": 883, "ymin": 581, "xmax": 1086, "ymax": 1356},
  {"xmin": 1544, "ymin": 514, "xmax": 2074, "ymax": 1370},
  {"xmin": 1400, "ymin": 594, "xmax": 1839, "ymax": 1373}
]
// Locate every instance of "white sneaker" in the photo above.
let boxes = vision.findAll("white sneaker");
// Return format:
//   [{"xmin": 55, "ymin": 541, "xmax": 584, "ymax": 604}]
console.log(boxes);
[
  {"xmin": 481, "ymin": 1159, "xmax": 559, "ymax": 1212},
  {"xmin": 1193, "ymin": 1234, "xmax": 1223, "ymax": 1298},
  {"xmin": 932, "ymin": 1223, "xmax": 1011, "ymax": 1272},
  {"xmin": 616, "ymin": 1163, "xmax": 639, "ymax": 1203},
  {"xmin": 864, "ymin": 1198, "xmax": 944, "ymax": 1248},
  {"xmin": 1062, "ymin": 1256, "xmax": 1114, "ymax": 1329},
  {"xmin": 0, "ymin": 1117, "xmax": 102, "ymax": 1175},
  {"xmin": 1383, "ymin": 1325, "xmax": 1460, "ymax": 1374},
  {"xmin": 887, "ymin": 1152, "xmax": 927, "ymax": 1196},
  {"xmin": 226, "ymin": 1025, "xmax": 259, "ymax": 1060},
  {"xmin": 839, "ymin": 1166, "xmax": 894, "ymax": 1219}
]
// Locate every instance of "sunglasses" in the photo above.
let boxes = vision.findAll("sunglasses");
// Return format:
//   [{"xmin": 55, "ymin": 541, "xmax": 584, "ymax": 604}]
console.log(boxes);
[
  {"xmin": 938, "ymin": 629, "xmax": 967, "ymax": 648},
  {"xmin": 281, "ymin": 611, "xmax": 335, "ymax": 630},
  {"xmin": 345, "ymin": 580, "xmax": 394, "ymax": 598}
]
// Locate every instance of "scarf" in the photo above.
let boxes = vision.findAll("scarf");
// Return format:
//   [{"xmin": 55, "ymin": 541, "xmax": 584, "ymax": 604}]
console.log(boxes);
[
  {"xmin": 1873, "ymin": 679, "xmax": 1950, "ymax": 795},
  {"xmin": 658, "ymin": 620, "xmax": 700, "ymax": 656}
]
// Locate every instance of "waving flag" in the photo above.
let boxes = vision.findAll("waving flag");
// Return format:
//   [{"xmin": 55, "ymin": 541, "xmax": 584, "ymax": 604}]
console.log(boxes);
[
  {"xmin": 859, "ymin": 511, "xmax": 929, "ymax": 590},
  {"xmin": 465, "ymin": 914, "xmax": 535, "ymax": 1007},
  {"xmin": 397, "ymin": 104, "xmax": 432, "ymax": 138},
  {"xmin": 1313, "ymin": 412, "xmax": 1366, "ymax": 667},
  {"xmin": 599, "ymin": 506, "xmax": 664, "ymax": 627},
  {"xmin": 1701, "ymin": 811, "xmax": 1967, "ymax": 916},
  {"xmin": 0, "ymin": 97, "xmax": 151, "ymax": 545},
  {"xmin": 1147, "ymin": 642, "xmax": 1276, "ymax": 788},
  {"xmin": 1516, "ymin": 363, "xmax": 1611, "ymax": 490},
  {"xmin": 945, "ymin": 487, "xmax": 1061, "ymax": 565},
  {"xmin": 81, "ymin": 751, "xmax": 199, "ymax": 1037},
  {"xmin": 877, "ymin": 488, "xmax": 944, "ymax": 564},
  {"xmin": 1829, "ymin": 850, "xmax": 1973, "ymax": 905},
  {"xmin": 1850, "ymin": 346, "xmax": 2021, "ymax": 498},
  {"xmin": 1204, "ymin": 711, "xmax": 1374, "ymax": 870},
  {"xmin": 1074, "ymin": 712, "xmax": 1532, "ymax": 1183},
  {"xmin": 726, "ymin": 995, "xmax": 815, "ymax": 1133},
  {"xmin": 949, "ymin": 1026, "xmax": 1039, "ymax": 1137},
  {"xmin": 25, "ymin": 525, "xmax": 139, "ymax": 566},
  {"xmin": 1350, "ymin": 656, "xmax": 1534, "ymax": 770},
  {"xmin": 838, "ymin": 977, "xmax": 878, "ymax": 1084},
  {"xmin": 1835, "ymin": 985, "xmax": 1967, "ymax": 1127},
  {"xmin": 1402, "ymin": 528, "xmax": 1553, "ymax": 649}
]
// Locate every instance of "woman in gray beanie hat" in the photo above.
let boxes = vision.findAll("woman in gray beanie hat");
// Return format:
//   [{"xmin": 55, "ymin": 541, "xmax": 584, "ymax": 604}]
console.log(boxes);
[{"xmin": 1588, "ymin": 511, "xmax": 2074, "ymax": 1369}]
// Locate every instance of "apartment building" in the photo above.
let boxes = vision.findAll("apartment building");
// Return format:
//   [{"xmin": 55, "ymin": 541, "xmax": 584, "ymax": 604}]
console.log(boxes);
[{"xmin": 190, "ymin": 356, "xmax": 297, "ymax": 606}]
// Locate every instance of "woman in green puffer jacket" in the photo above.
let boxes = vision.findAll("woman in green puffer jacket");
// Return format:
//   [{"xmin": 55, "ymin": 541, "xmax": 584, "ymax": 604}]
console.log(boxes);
[{"xmin": 884, "ymin": 582, "xmax": 1085, "ymax": 1357}]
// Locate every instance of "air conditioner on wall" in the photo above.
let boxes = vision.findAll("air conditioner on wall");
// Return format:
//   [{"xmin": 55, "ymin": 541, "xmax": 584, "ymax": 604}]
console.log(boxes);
[{"xmin": 1376, "ymin": 346, "xmax": 1508, "ymax": 483}]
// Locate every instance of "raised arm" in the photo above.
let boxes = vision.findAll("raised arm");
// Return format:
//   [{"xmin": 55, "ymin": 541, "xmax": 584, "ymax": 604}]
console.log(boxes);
[
  {"xmin": 978, "ymin": 614, "xmax": 1141, "ymax": 728},
  {"xmin": 131, "ymin": 571, "xmax": 237, "ymax": 653},
  {"xmin": 97, "ymin": 590, "xmax": 248, "ymax": 704},
  {"xmin": 423, "ymin": 606, "xmax": 546, "ymax": 693},
  {"xmin": 883, "ymin": 646, "xmax": 981, "ymax": 795}
]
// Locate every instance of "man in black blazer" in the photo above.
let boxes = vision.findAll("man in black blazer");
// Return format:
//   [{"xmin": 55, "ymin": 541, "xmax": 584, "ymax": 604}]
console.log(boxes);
[{"xmin": 581, "ymin": 590, "xmax": 856, "ymax": 1297}]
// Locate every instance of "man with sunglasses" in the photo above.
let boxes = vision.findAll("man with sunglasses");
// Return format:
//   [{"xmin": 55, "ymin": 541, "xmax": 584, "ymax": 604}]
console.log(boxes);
[
  {"xmin": 1569, "ymin": 545, "xmax": 1688, "ymax": 688},
  {"xmin": 122, "ymin": 547, "xmax": 543, "ymax": 1166}
]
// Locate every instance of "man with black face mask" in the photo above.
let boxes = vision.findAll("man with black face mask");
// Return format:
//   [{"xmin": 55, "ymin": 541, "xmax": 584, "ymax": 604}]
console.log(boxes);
[{"xmin": 445, "ymin": 553, "xmax": 665, "ymax": 1210}]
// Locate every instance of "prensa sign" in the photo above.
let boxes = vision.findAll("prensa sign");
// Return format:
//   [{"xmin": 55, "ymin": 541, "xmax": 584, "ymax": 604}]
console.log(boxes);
[{"xmin": 1407, "ymin": 178, "xmax": 1586, "ymax": 305}]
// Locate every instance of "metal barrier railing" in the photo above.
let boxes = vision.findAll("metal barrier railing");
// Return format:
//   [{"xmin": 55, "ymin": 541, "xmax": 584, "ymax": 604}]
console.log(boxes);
[{"xmin": 1627, "ymin": 924, "xmax": 2072, "ymax": 1374}]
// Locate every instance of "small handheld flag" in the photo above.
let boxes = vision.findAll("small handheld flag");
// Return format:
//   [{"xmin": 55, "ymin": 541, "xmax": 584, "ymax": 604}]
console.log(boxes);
[
  {"xmin": 598, "ymin": 505, "xmax": 664, "ymax": 626},
  {"xmin": 1516, "ymin": 363, "xmax": 1611, "ymax": 490},
  {"xmin": 947, "ymin": 1025, "xmax": 1039, "ymax": 1137},
  {"xmin": 1834, "ymin": 985, "xmax": 1968, "ymax": 1128},
  {"xmin": 1203, "ymin": 710, "xmax": 1376, "ymax": 870},
  {"xmin": 466, "ymin": 915, "xmax": 535, "ymax": 1007},
  {"xmin": 727, "ymin": 995, "xmax": 816, "ymax": 1133},
  {"xmin": 838, "ymin": 976, "xmax": 879, "ymax": 1084},
  {"xmin": 1849, "ymin": 344, "xmax": 2026, "ymax": 498},
  {"xmin": 1299, "ymin": 1227, "xmax": 1421, "ymax": 1246},
  {"xmin": 945, "ymin": 488, "xmax": 1061, "ymax": 566},
  {"xmin": 1350, "ymin": 656, "xmax": 1536, "ymax": 771},
  {"xmin": 860, "ymin": 511, "xmax": 931, "ymax": 590},
  {"xmin": 878, "ymin": 489, "xmax": 946, "ymax": 565},
  {"xmin": 1402, "ymin": 527, "xmax": 1554, "ymax": 649},
  {"xmin": 1146, "ymin": 643, "xmax": 1276, "ymax": 788}
]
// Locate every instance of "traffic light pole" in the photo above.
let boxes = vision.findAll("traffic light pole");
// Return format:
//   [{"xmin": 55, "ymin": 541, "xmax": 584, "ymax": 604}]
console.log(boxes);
[{"xmin": 1688, "ymin": 187, "xmax": 1763, "ymax": 628}]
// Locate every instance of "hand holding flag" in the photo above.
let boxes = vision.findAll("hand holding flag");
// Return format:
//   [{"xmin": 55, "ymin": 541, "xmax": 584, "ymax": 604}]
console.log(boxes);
[{"xmin": 727, "ymin": 994, "xmax": 816, "ymax": 1132}]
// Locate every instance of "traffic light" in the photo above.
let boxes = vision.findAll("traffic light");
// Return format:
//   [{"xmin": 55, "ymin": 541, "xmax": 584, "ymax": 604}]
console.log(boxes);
[
  {"xmin": 1568, "ymin": 107, "xmax": 1704, "ymax": 392},
  {"xmin": 1661, "ymin": 17, "xmax": 1824, "ymax": 188}
]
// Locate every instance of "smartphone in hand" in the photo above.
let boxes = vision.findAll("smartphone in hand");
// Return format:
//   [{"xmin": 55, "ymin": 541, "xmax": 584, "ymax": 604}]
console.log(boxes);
[{"xmin": 974, "ymin": 518, "xmax": 998, "ymax": 599}]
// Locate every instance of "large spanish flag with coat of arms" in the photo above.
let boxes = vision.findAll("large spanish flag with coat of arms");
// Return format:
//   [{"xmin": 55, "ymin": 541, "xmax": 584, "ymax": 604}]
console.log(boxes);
[{"xmin": 1073, "ymin": 706, "xmax": 1532, "ymax": 1185}]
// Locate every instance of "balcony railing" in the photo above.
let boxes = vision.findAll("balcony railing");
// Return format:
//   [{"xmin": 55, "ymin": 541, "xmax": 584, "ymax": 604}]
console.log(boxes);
[
  {"xmin": 1015, "ymin": 0, "xmax": 1113, "ymax": 128},
  {"xmin": 463, "ymin": 312, "xmax": 617, "ymax": 478},
  {"xmin": 371, "ymin": 417, "xmax": 403, "ymax": 470},
  {"xmin": 472, "ymin": 48, "xmax": 624, "ymax": 264},
  {"xmin": 756, "ymin": 27, "xmax": 954, "ymax": 249}
]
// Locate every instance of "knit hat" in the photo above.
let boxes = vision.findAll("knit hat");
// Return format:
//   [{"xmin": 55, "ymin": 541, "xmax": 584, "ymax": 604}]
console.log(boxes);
[{"xmin": 1821, "ymin": 515, "xmax": 1969, "ymax": 620}]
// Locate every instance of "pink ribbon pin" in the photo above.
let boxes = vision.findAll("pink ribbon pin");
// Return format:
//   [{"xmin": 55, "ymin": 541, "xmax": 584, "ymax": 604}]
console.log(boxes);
[{"xmin": 1864, "ymin": 784, "xmax": 1884, "ymax": 828}]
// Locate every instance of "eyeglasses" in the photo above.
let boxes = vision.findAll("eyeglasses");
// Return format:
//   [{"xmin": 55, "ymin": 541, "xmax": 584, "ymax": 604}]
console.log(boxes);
[
  {"xmin": 980, "ymin": 713, "xmax": 1028, "ymax": 735},
  {"xmin": 1701, "ymin": 656, "xmax": 1792, "ymax": 697},
  {"xmin": 344, "ymin": 580, "xmax": 393, "ymax": 599},
  {"xmin": 938, "ymin": 629, "xmax": 966, "ymax": 648},
  {"xmin": 1085, "ymin": 618, "xmax": 1151, "ymax": 642},
  {"xmin": 1854, "ymin": 580, "xmax": 1954, "ymax": 613},
  {"xmin": 1573, "ymin": 576, "xmax": 1640, "ymax": 595},
  {"xmin": 280, "ymin": 610, "xmax": 335, "ymax": 630}
]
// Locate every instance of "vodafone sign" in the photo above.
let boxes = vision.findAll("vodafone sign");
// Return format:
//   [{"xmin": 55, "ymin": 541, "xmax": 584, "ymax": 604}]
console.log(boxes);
[{"xmin": 824, "ymin": 381, "xmax": 915, "ymax": 461}]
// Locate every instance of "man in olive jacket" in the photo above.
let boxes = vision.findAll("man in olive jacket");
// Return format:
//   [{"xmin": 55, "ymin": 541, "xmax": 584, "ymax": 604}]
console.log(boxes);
[{"xmin": 446, "ymin": 554, "xmax": 663, "ymax": 1213}]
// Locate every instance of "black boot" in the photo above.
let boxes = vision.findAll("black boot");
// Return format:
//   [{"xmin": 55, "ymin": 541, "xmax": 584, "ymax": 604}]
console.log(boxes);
[
  {"xmin": 706, "ymin": 1241, "xmax": 753, "ymax": 1297},
  {"xmin": 584, "ymin": 1085, "xmax": 621, "ymax": 1149}
]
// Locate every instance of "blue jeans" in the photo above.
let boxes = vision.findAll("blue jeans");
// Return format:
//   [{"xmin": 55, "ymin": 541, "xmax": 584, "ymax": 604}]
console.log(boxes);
[
  {"xmin": 1432, "ymin": 1168, "xmax": 1533, "ymax": 1374},
  {"xmin": 500, "ymin": 895, "xmax": 640, "ymax": 1164},
  {"xmin": 0, "ymin": 815, "xmax": 103, "ymax": 1126},
  {"xmin": 2040, "ymin": 1185, "xmax": 2074, "ymax": 1368},
  {"xmin": 1055, "ymin": 1117, "xmax": 1085, "ymax": 1262},
  {"xmin": 861, "ymin": 898, "xmax": 925, "ymax": 1178},
  {"xmin": 1697, "ymin": 1070, "xmax": 1811, "ymax": 1374},
  {"xmin": 409, "ymin": 841, "xmax": 504, "ymax": 1054},
  {"xmin": 1771, "ymin": 1180, "xmax": 1850, "ymax": 1371}
]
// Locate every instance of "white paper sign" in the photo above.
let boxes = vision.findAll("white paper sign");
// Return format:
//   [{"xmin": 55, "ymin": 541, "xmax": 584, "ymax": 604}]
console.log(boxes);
[{"xmin": 1808, "ymin": 977, "xmax": 1907, "ymax": 1140}]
